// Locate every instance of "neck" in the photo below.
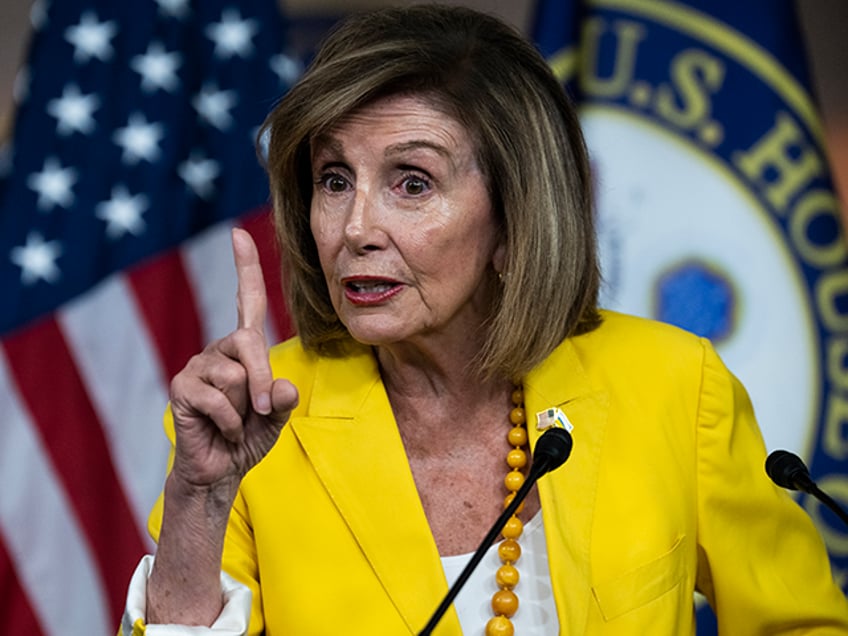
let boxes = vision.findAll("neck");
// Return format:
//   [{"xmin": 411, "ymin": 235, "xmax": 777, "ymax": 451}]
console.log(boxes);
[
  {"xmin": 378, "ymin": 341, "xmax": 507, "ymax": 406},
  {"xmin": 377, "ymin": 347, "xmax": 513, "ymax": 462}
]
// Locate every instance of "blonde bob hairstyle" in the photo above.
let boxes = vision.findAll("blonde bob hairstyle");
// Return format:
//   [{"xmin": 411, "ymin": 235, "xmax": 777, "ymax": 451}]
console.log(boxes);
[{"xmin": 261, "ymin": 4, "xmax": 601, "ymax": 380}]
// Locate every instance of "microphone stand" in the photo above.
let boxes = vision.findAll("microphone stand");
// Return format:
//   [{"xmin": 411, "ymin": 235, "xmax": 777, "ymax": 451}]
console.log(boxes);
[
  {"xmin": 805, "ymin": 484, "xmax": 848, "ymax": 528},
  {"xmin": 418, "ymin": 427, "xmax": 571, "ymax": 636}
]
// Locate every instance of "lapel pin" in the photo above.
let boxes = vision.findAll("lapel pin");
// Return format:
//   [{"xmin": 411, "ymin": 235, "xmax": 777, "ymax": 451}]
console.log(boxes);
[{"xmin": 536, "ymin": 406, "xmax": 574, "ymax": 432}]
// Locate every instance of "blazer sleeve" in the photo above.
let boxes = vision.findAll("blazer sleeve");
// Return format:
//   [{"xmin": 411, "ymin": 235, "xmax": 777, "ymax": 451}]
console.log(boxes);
[{"xmin": 694, "ymin": 339, "xmax": 848, "ymax": 633}]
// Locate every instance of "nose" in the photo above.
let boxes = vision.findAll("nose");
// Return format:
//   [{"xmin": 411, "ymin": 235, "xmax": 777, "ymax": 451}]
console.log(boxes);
[{"xmin": 343, "ymin": 186, "xmax": 386, "ymax": 253}]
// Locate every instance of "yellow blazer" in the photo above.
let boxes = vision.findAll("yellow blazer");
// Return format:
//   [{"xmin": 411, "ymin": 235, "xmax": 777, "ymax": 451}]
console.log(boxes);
[{"xmin": 148, "ymin": 311, "xmax": 848, "ymax": 634}]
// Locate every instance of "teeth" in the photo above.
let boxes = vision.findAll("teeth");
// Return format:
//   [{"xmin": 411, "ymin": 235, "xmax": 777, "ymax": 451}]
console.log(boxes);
[{"xmin": 349, "ymin": 282, "xmax": 393, "ymax": 293}]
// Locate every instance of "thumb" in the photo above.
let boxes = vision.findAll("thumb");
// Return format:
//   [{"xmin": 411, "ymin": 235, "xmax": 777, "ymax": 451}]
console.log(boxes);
[{"xmin": 268, "ymin": 378, "xmax": 299, "ymax": 424}]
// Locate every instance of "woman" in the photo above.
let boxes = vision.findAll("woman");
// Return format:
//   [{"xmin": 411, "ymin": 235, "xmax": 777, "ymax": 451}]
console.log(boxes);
[{"xmin": 123, "ymin": 5, "xmax": 848, "ymax": 635}]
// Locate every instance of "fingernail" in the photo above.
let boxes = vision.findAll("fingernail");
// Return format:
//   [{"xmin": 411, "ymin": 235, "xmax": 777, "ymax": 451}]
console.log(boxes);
[{"xmin": 256, "ymin": 392, "xmax": 271, "ymax": 415}]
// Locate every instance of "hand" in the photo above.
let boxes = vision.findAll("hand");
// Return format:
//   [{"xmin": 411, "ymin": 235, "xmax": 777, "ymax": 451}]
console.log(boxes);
[{"xmin": 168, "ymin": 228, "xmax": 299, "ymax": 490}]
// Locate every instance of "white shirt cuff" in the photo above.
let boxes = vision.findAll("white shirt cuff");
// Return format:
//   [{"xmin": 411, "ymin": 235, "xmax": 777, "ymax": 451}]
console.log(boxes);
[{"xmin": 121, "ymin": 554, "xmax": 252, "ymax": 635}]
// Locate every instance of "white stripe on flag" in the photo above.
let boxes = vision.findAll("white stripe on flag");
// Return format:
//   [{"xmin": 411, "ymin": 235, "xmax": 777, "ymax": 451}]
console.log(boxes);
[
  {"xmin": 59, "ymin": 274, "xmax": 171, "ymax": 541},
  {"xmin": 183, "ymin": 219, "xmax": 282, "ymax": 348},
  {"xmin": 0, "ymin": 350, "xmax": 112, "ymax": 636},
  {"xmin": 183, "ymin": 221, "xmax": 240, "ymax": 345}
]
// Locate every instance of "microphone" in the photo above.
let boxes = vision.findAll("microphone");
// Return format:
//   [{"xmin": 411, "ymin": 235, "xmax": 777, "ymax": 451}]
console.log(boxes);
[
  {"xmin": 418, "ymin": 426, "xmax": 573, "ymax": 636},
  {"xmin": 765, "ymin": 450, "xmax": 816, "ymax": 493},
  {"xmin": 765, "ymin": 449, "xmax": 848, "ymax": 528}
]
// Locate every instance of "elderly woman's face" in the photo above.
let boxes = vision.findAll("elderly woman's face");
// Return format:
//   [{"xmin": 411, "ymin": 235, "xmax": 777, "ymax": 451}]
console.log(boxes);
[{"xmin": 309, "ymin": 94, "xmax": 504, "ymax": 350}]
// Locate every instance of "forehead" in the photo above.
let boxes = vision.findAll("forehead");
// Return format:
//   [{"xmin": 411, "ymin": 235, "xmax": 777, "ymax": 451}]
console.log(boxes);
[{"xmin": 311, "ymin": 93, "xmax": 476, "ymax": 157}]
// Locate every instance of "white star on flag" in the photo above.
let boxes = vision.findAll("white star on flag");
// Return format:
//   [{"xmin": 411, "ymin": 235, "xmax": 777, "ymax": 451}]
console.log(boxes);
[
  {"xmin": 30, "ymin": 0, "xmax": 48, "ymax": 31},
  {"xmin": 47, "ymin": 84, "xmax": 100, "ymax": 136},
  {"xmin": 270, "ymin": 53, "xmax": 303, "ymax": 87},
  {"xmin": 205, "ymin": 9, "xmax": 259, "ymax": 59},
  {"xmin": 193, "ymin": 83, "xmax": 237, "ymax": 130},
  {"xmin": 96, "ymin": 185, "xmax": 149, "ymax": 238},
  {"xmin": 155, "ymin": 0, "xmax": 191, "ymax": 19},
  {"xmin": 10, "ymin": 232, "xmax": 63, "ymax": 285},
  {"xmin": 113, "ymin": 113, "xmax": 165, "ymax": 164},
  {"xmin": 26, "ymin": 157, "xmax": 78, "ymax": 211},
  {"xmin": 64, "ymin": 11, "xmax": 118, "ymax": 63},
  {"xmin": 131, "ymin": 42, "xmax": 183, "ymax": 93},
  {"xmin": 178, "ymin": 152, "xmax": 220, "ymax": 199}
]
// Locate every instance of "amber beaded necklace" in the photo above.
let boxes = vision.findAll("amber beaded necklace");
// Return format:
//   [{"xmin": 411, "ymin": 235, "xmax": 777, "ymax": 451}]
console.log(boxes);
[{"xmin": 485, "ymin": 386, "xmax": 528, "ymax": 636}]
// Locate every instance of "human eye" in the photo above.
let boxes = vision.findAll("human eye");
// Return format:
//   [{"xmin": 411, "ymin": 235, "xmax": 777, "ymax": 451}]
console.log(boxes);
[
  {"xmin": 314, "ymin": 171, "xmax": 350, "ymax": 194},
  {"xmin": 398, "ymin": 172, "xmax": 431, "ymax": 196}
]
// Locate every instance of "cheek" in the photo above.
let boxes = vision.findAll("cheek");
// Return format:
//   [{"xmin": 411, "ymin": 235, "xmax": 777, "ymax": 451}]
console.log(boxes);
[
  {"xmin": 432, "ymin": 210, "xmax": 499, "ymax": 268},
  {"xmin": 407, "ymin": 226, "xmax": 490, "ymax": 285},
  {"xmin": 398, "ymin": 224, "xmax": 454, "ymax": 275},
  {"xmin": 309, "ymin": 209, "xmax": 338, "ymax": 266}
]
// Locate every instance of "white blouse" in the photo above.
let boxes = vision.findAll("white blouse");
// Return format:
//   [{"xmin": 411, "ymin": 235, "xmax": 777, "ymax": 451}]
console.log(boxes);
[{"xmin": 440, "ymin": 510, "xmax": 559, "ymax": 634}]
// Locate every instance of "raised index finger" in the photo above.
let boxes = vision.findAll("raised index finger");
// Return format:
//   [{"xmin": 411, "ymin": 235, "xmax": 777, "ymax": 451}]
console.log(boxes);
[
  {"xmin": 232, "ymin": 227, "xmax": 267, "ymax": 333},
  {"xmin": 231, "ymin": 227, "xmax": 273, "ymax": 415}
]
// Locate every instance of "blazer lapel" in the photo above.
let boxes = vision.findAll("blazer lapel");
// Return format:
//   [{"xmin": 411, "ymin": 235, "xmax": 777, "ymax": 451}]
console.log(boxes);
[
  {"xmin": 525, "ymin": 337, "xmax": 608, "ymax": 635},
  {"xmin": 289, "ymin": 350, "xmax": 459, "ymax": 635}
]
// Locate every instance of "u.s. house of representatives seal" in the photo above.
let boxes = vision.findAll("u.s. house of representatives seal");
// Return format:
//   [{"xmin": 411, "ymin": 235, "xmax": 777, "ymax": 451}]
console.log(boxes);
[{"xmin": 546, "ymin": 0, "xmax": 848, "ymax": 582}]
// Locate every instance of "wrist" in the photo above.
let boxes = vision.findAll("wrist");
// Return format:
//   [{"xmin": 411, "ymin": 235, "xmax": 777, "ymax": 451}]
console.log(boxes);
[
  {"xmin": 159, "ymin": 471, "xmax": 239, "ymax": 555},
  {"xmin": 147, "ymin": 474, "xmax": 238, "ymax": 624},
  {"xmin": 165, "ymin": 467, "xmax": 240, "ymax": 510}
]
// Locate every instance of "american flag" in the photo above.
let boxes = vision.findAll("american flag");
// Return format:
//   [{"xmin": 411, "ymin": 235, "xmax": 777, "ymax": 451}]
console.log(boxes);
[{"xmin": 0, "ymin": 1, "xmax": 308, "ymax": 633}]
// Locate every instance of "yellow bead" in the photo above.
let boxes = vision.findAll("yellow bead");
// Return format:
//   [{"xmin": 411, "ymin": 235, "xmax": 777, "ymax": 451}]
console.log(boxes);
[
  {"xmin": 486, "ymin": 615, "xmax": 514, "ymax": 636},
  {"xmin": 498, "ymin": 538, "xmax": 521, "ymax": 563},
  {"xmin": 511, "ymin": 387, "xmax": 524, "ymax": 406},
  {"xmin": 506, "ymin": 448, "xmax": 527, "ymax": 469},
  {"xmin": 502, "ymin": 515, "xmax": 523, "ymax": 539},
  {"xmin": 491, "ymin": 589, "xmax": 519, "ymax": 617},
  {"xmin": 507, "ymin": 426, "xmax": 527, "ymax": 447},
  {"xmin": 509, "ymin": 407, "xmax": 525, "ymax": 425},
  {"xmin": 504, "ymin": 470, "xmax": 525, "ymax": 492},
  {"xmin": 496, "ymin": 564, "xmax": 520, "ymax": 588},
  {"xmin": 503, "ymin": 492, "xmax": 525, "ymax": 514}
]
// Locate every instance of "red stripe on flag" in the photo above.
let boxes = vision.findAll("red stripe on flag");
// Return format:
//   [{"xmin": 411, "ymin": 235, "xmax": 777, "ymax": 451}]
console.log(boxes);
[
  {"xmin": 0, "ymin": 539, "xmax": 44, "ymax": 636},
  {"xmin": 241, "ymin": 208, "xmax": 295, "ymax": 341},
  {"xmin": 1, "ymin": 317, "xmax": 148, "ymax": 626},
  {"xmin": 128, "ymin": 249, "xmax": 204, "ymax": 382}
]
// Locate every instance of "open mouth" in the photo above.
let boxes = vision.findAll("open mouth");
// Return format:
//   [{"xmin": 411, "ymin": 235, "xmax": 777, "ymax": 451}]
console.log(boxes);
[
  {"xmin": 342, "ymin": 277, "xmax": 403, "ymax": 305},
  {"xmin": 346, "ymin": 280, "xmax": 397, "ymax": 293}
]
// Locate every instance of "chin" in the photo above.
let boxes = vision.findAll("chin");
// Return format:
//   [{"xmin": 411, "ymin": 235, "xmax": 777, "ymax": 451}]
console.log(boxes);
[{"xmin": 343, "ymin": 320, "xmax": 408, "ymax": 347}]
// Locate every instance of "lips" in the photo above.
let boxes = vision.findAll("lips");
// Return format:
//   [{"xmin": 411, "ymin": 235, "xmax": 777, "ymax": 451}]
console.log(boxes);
[{"xmin": 341, "ymin": 276, "xmax": 403, "ymax": 305}]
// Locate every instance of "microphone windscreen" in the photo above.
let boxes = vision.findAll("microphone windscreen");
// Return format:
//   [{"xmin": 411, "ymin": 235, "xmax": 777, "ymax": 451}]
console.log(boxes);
[
  {"xmin": 765, "ymin": 450, "xmax": 810, "ymax": 491},
  {"xmin": 533, "ymin": 427, "xmax": 573, "ymax": 475}
]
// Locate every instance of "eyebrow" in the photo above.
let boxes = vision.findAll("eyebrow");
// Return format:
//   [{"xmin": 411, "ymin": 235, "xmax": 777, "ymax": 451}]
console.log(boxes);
[
  {"xmin": 310, "ymin": 135, "xmax": 457, "ymax": 170},
  {"xmin": 384, "ymin": 140, "xmax": 452, "ymax": 159}
]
